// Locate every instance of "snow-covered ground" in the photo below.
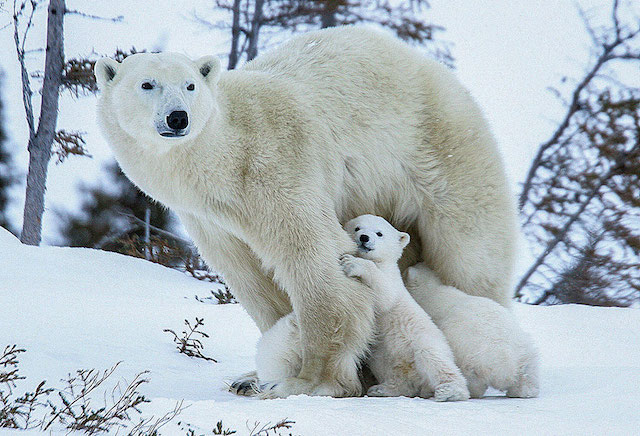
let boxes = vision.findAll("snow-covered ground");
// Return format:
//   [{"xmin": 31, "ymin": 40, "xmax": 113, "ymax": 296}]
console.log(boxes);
[{"xmin": 1, "ymin": 227, "xmax": 639, "ymax": 435}]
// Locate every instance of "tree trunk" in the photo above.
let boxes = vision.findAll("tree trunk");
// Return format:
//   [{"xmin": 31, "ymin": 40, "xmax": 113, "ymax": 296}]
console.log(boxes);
[
  {"xmin": 20, "ymin": 0, "xmax": 65, "ymax": 245},
  {"xmin": 321, "ymin": 0, "xmax": 339, "ymax": 28},
  {"xmin": 246, "ymin": 0, "xmax": 264, "ymax": 61},
  {"xmin": 227, "ymin": 0, "xmax": 242, "ymax": 69}
]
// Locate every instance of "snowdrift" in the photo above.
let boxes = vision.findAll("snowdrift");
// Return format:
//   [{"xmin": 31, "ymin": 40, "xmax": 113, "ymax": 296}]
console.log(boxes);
[{"xmin": 1, "ymin": 228, "xmax": 638, "ymax": 435}]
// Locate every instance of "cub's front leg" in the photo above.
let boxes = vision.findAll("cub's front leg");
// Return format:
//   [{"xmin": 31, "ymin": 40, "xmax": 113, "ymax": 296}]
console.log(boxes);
[{"xmin": 339, "ymin": 254, "xmax": 379, "ymax": 287}]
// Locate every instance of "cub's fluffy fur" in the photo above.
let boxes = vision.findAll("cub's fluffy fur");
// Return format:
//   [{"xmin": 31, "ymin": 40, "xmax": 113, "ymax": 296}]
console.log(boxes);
[
  {"xmin": 405, "ymin": 263, "xmax": 540, "ymax": 398},
  {"xmin": 257, "ymin": 215, "xmax": 469, "ymax": 401},
  {"xmin": 341, "ymin": 215, "xmax": 469, "ymax": 400}
]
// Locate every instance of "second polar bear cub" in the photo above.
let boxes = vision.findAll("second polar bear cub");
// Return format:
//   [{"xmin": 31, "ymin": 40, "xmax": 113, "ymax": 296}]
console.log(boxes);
[
  {"xmin": 404, "ymin": 263, "xmax": 540, "ymax": 398},
  {"xmin": 340, "ymin": 215, "xmax": 469, "ymax": 401}
]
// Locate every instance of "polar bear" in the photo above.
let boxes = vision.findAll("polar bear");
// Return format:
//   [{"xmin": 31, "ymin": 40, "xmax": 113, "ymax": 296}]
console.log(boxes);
[
  {"xmin": 256, "ymin": 215, "xmax": 469, "ymax": 401},
  {"xmin": 405, "ymin": 263, "xmax": 540, "ymax": 398},
  {"xmin": 341, "ymin": 215, "xmax": 469, "ymax": 400},
  {"xmin": 95, "ymin": 26, "xmax": 517, "ymax": 398}
]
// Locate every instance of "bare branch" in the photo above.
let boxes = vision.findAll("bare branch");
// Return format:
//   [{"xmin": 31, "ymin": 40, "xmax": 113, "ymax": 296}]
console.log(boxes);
[
  {"xmin": 118, "ymin": 211, "xmax": 192, "ymax": 246},
  {"xmin": 519, "ymin": 0, "xmax": 640, "ymax": 210},
  {"xmin": 64, "ymin": 9, "xmax": 123, "ymax": 22}
]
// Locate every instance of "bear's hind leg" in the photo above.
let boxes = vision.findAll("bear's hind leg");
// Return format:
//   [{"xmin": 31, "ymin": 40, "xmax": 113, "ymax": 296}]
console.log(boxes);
[{"xmin": 415, "ymin": 210, "xmax": 515, "ymax": 307}]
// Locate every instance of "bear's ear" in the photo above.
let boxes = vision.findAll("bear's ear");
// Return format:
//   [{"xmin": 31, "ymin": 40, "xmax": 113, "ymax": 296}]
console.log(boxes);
[
  {"xmin": 95, "ymin": 57, "xmax": 120, "ymax": 89},
  {"xmin": 399, "ymin": 232, "xmax": 410, "ymax": 249},
  {"xmin": 195, "ymin": 55, "xmax": 221, "ymax": 85}
]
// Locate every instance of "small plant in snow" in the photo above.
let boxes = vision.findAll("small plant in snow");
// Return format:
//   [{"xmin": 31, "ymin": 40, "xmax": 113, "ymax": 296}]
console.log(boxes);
[
  {"xmin": 181, "ymin": 418, "xmax": 295, "ymax": 436},
  {"xmin": 212, "ymin": 289, "xmax": 237, "ymax": 304},
  {"xmin": 195, "ymin": 289, "xmax": 237, "ymax": 305},
  {"xmin": 248, "ymin": 418, "xmax": 296, "ymax": 436},
  {"xmin": 1, "ymin": 346, "xmax": 184, "ymax": 434},
  {"xmin": 42, "ymin": 362, "xmax": 149, "ymax": 434},
  {"xmin": 0, "ymin": 345, "xmax": 52, "ymax": 429},
  {"xmin": 212, "ymin": 420, "xmax": 237, "ymax": 435},
  {"xmin": 128, "ymin": 400, "xmax": 187, "ymax": 435},
  {"xmin": 164, "ymin": 318, "xmax": 218, "ymax": 362}
]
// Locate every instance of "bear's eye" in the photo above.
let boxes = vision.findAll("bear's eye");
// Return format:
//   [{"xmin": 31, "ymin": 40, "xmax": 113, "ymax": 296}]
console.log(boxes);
[
  {"xmin": 141, "ymin": 82, "xmax": 154, "ymax": 90},
  {"xmin": 355, "ymin": 227, "xmax": 360, "ymax": 232},
  {"xmin": 376, "ymin": 232, "xmax": 383, "ymax": 237},
  {"xmin": 187, "ymin": 83, "xmax": 195, "ymax": 91}
]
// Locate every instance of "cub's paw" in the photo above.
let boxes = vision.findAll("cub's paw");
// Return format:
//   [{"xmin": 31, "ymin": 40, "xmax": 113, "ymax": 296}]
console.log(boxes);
[
  {"xmin": 433, "ymin": 381, "xmax": 470, "ymax": 402},
  {"xmin": 340, "ymin": 254, "xmax": 368, "ymax": 278}
]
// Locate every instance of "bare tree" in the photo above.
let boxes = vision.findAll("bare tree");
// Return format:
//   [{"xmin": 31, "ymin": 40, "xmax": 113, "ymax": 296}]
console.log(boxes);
[
  {"xmin": 13, "ymin": 1, "xmax": 121, "ymax": 245},
  {"xmin": 0, "ymin": 71, "xmax": 16, "ymax": 232},
  {"xmin": 517, "ymin": 1, "xmax": 640, "ymax": 306},
  {"xmin": 519, "ymin": 0, "xmax": 640, "ymax": 211},
  {"xmin": 196, "ymin": 0, "xmax": 452, "ymax": 70},
  {"xmin": 14, "ymin": 0, "xmax": 65, "ymax": 245}
]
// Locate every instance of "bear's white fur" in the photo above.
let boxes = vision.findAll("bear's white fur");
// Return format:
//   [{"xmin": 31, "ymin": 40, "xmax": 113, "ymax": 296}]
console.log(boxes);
[
  {"xmin": 257, "ymin": 215, "xmax": 469, "ymax": 401},
  {"xmin": 405, "ymin": 263, "xmax": 540, "ymax": 398},
  {"xmin": 95, "ymin": 26, "xmax": 517, "ymax": 398}
]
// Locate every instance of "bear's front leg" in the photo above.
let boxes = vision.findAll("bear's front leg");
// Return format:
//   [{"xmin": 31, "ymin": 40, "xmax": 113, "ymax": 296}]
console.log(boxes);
[{"xmin": 246, "ymin": 197, "xmax": 376, "ymax": 398}]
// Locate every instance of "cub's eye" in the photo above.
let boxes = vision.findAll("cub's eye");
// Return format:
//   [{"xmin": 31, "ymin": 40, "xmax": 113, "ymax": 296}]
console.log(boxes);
[
  {"xmin": 376, "ymin": 232, "xmax": 383, "ymax": 237},
  {"xmin": 141, "ymin": 82, "xmax": 154, "ymax": 90},
  {"xmin": 354, "ymin": 227, "xmax": 360, "ymax": 232},
  {"xmin": 187, "ymin": 83, "xmax": 195, "ymax": 91}
]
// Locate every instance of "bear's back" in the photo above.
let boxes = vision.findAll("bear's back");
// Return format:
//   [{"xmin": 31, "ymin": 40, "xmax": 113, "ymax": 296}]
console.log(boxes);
[{"xmin": 239, "ymin": 26, "xmax": 451, "ymax": 95}]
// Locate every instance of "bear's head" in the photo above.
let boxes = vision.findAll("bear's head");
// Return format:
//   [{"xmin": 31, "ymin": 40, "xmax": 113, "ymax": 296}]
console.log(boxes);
[
  {"xmin": 344, "ymin": 214, "xmax": 410, "ymax": 264},
  {"xmin": 95, "ymin": 53, "xmax": 221, "ymax": 153}
]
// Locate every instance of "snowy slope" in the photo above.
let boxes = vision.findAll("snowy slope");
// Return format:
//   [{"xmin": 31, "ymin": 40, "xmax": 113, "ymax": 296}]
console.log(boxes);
[{"xmin": 1, "ymin": 227, "xmax": 639, "ymax": 435}]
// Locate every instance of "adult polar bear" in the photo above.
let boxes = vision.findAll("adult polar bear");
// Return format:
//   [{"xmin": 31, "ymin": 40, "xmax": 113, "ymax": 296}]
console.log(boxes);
[{"xmin": 95, "ymin": 26, "xmax": 517, "ymax": 398}]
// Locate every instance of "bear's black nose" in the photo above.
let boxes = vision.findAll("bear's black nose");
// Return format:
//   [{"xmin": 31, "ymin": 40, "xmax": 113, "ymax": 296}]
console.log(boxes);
[
  {"xmin": 360, "ymin": 234, "xmax": 369, "ymax": 243},
  {"xmin": 167, "ymin": 110, "xmax": 189, "ymax": 130}
]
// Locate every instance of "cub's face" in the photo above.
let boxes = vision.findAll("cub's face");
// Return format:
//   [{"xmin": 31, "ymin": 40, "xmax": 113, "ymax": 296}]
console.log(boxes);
[
  {"xmin": 95, "ymin": 53, "xmax": 221, "ymax": 152},
  {"xmin": 344, "ymin": 214, "xmax": 410, "ymax": 263}
]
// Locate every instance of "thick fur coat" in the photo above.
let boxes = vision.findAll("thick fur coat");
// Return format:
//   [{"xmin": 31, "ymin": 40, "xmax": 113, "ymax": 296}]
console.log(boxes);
[
  {"xmin": 405, "ymin": 263, "xmax": 540, "ymax": 398},
  {"xmin": 95, "ymin": 26, "xmax": 517, "ymax": 397},
  {"xmin": 257, "ymin": 215, "xmax": 470, "ymax": 401}
]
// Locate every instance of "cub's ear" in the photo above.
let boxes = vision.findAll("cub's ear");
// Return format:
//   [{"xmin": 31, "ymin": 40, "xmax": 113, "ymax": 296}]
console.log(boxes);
[
  {"xmin": 195, "ymin": 55, "xmax": 222, "ymax": 84},
  {"xmin": 94, "ymin": 57, "xmax": 120, "ymax": 89},
  {"xmin": 399, "ymin": 232, "xmax": 410, "ymax": 249}
]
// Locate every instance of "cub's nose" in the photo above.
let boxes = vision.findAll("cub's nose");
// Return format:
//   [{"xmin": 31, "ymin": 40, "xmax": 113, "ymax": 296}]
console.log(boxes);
[
  {"xmin": 167, "ymin": 110, "xmax": 189, "ymax": 130},
  {"xmin": 359, "ymin": 234, "xmax": 369, "ymax": 243}
]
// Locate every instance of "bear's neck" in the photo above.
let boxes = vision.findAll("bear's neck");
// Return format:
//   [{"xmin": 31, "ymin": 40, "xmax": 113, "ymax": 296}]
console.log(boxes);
[{"xmin": 106, "ymin": 95, "xmax": 242, "ymax": 220}]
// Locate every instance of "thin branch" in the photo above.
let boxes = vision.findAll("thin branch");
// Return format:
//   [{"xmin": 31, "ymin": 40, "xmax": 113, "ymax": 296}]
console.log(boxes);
[
  {"xmin": 519, "ymin": 0, "xmax": 640, "ymax": 210},
  {"xmin": 117, "ymin": 212, "xmax": 192, "ymax": 246},
  {"xmin": 515, "ymin": 148, "xmax": 634, "ymax": 297},
  {"xmin": 64, "ymin": 9, "xmax": 123, "ymax": 22},
  {"xmin": 13, "ymin": 0, "xmax": 37, "ymax": 138}
]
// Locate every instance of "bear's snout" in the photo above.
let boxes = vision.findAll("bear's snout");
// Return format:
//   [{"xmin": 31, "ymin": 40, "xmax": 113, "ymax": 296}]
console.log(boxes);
[
  {"xmin": 359, "ymin": 234, "xmax": 370, "ymax": 243},
  {"xmin": 167, "ymin": 110, "xmax": 189, "ymax": 131}
]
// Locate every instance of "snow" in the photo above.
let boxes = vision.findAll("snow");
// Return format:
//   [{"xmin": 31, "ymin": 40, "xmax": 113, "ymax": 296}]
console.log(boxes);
[{"xmin": 1, "ymin": 227, "xmax": 639, "ymax": 435}]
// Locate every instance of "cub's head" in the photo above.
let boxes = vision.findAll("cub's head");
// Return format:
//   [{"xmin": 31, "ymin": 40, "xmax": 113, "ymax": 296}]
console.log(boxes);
[
  {"xmin": 344, "ymin": 214, "xmax": 409, "ymax": 263},
  {"xmin": 95, "ymin": 53, "xmax": 221, "ymax": 152}
]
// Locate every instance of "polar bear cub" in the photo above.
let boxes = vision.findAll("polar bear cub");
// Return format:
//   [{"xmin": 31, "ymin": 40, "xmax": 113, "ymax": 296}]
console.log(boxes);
[
  {"xmin": 256, "ymin": 214, "xmax": 469, "ymax": 401},
  {"xmin": 404, "ymin": 263, "xmax": 540, "ymax": 398},
  {"xmin": 340, "ymin": 215, "xmax": 469, "ymax": 401}
]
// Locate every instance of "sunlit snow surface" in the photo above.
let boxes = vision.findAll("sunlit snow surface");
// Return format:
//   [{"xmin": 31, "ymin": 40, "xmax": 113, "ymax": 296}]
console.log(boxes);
[{"xmin": 1, "ymin": 228, "xmax": 639, "ymax": 435}]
